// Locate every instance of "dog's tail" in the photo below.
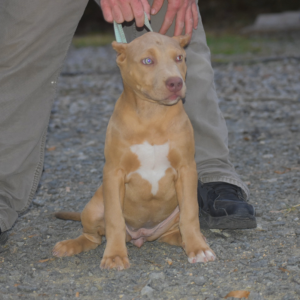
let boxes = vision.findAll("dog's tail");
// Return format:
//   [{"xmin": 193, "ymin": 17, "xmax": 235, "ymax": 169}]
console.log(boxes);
[{"xmin": 54, "ymin": 211, "xmax": 81, "ymax": 221}]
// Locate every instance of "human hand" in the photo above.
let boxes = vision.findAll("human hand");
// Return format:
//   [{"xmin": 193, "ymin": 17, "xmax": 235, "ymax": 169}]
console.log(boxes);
[
  {"xmin": 100, "ymin": 0, "xmax": 151, "ymax": 27},
  {"xmin": 151, "ymin": 0, "xmax": 199, "ymax": 36}
]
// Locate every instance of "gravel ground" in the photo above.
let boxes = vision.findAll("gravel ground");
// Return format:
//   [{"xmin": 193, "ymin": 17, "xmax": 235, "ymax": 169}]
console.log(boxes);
[{"xmin": 0, "ymin": 37, "xmax": 300, "ymax": 300}]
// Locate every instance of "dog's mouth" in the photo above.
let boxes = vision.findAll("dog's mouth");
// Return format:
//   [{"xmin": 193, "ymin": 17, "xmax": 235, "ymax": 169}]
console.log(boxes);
[
  {"xmin": 164, "ymin": 92, "xmax": 185, "ymax": 102},
  {"xmin": 167, "ymin": 94, "xmax": 181, "ymax": 101}
]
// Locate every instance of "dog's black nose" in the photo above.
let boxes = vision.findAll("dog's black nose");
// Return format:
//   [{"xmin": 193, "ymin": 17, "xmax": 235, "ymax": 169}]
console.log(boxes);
[{"xmin": 166, "ymin": 77, "xmax": 183, "ymax": 93}]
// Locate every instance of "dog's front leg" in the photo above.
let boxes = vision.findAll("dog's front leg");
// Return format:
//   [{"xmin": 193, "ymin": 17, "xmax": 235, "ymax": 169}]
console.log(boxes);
[
  {"xmin": 176, "ymin": 164, "xmax": 216, "ymax": 263},
  {"xmin": 100, "ymin": 167, "xmax": 130, "ymax": 270}
]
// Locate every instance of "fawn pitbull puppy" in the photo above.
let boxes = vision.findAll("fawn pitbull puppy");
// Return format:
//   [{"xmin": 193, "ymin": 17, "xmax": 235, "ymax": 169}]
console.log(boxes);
[{"xmin": 53, "ymin": 32, "xmax": 216, "ymax": 270}]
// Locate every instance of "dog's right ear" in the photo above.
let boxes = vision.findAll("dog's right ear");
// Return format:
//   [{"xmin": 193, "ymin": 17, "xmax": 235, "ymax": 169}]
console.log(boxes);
[
  {"xmin": 172, "ymin": 34, "xmax": 191, "ymax": 48},
  {"xmin": 112, "ymin": 42, "xmax": 127, "ymax": 64}
]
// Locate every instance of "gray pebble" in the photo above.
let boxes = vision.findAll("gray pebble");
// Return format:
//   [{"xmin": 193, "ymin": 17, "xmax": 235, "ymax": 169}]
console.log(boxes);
[
  {"xmin": 249, "ymin": 292, "xmax": 263, "ymax": 300},
  {"xmin": 16, "ymin": 285, "xmax": 38, "ymax": 293},
  {"xmin": 141, "ymin": 285, "xmax": 154, "ymax": 298},
  {"xmin": 149, "ymin": 272, "xmax": 165, "ymax": 280},
  {"xmin": 194, "ymin": 276, "xmax": 207, "ymax": 286}
]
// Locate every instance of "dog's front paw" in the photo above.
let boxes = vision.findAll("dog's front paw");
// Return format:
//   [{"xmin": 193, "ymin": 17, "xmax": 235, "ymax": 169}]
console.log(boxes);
[
  {"xmin": 184, "ymin": 235, "xmax": 216, "ymax": 263},
  {"xmin": 100, "ymin": 255, "xmax": 130, "ymax": 271},
  {"xmin": 187, "ymin": 249, "xmax": 216, "ymax": 263}
]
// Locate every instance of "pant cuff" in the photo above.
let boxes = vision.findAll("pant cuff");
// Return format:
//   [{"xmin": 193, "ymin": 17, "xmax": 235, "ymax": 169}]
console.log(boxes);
[{"xmin": 199, "ymin": 176, "xmax": 250, "ymax": 200}]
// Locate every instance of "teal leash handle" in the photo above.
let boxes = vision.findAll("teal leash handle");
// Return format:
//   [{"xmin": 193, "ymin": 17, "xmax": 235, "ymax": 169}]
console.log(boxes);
[{"xmin": 113, "ymin": 12, "xmax": 153, "ymax": 43}]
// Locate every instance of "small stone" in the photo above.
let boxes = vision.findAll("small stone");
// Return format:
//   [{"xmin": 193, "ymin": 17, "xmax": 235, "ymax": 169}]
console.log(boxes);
[
  {"xmin": 69, "ymin": 103, "xmax": 79, "ymax": 114},
  {"xmin": 149, "ymin": 272, "xmax": 165, "ymax": 280},
  {"xmin": 32, "ymin": 197, "xmax": 47, "ymax": 206},
  {"xmin": 250, "ymin": 259, "xmax": 268, "ymax": 268},
  {"xmin": 17, "ymin": 285, "xmax": 38, "ymax": 293},
  {"xmin": 16, "ymin": 242, "xmax": 24, "ymax": 247},
  {"xmin": 263, "ymin": 154, "xmax": 274, "ymax": 158},
  {"xmin": 249, "ymin": 291, "xmax": 263, "ymax": 300},
  {"xmin": 255, "ymin": 223, "xmax": 268, "ymax": 231},
  {"xmin": 262, "ymin": 215, "xmax": 271, "ymax": 220},
  {"xmin": 272, "ymin": 221, "xmax": 286, "ymax": 227},
  {"xmin": 194, "ymin": 276, "xmax": 207, "ymax": 286},
  {"xmin": 141, "ymin": 286, "xmax": 154, "ymax": 298}
]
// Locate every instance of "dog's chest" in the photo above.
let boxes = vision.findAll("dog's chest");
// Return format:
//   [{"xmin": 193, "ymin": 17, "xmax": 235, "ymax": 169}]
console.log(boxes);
[{"xmin": 128, "ymin": 141, "xmax": 173, "ymax": 195}]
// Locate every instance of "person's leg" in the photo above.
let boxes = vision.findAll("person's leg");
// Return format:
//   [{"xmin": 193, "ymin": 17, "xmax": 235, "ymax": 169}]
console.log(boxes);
[
  {"xmin": 0, "ymin": 0, "xmax": 89, "ymax": 234},
  {"xmin": 122, "ymin": 0, "xmax": 256, "ymax": 229}
]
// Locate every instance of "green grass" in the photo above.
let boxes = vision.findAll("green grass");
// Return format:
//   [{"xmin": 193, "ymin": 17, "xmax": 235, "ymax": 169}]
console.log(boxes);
[
  {"xmin": 72, "ymin": 32, "xmax": 268, "ymax": 57},
  {"xmin": 206, "ymin": 32, "xmax": 264, "ymax": 55},
  {"xmin": 72, "ymin": 33, "xmax": 115, "ymax": 48}
]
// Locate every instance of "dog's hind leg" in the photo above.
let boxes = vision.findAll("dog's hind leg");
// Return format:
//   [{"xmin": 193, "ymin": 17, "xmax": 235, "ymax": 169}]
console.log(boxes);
[
  {"xmin": 53, "ymin": 186, "xmax": 105, "ymax": 257},
  {"xmin": 158, "ymin": 226, "xmax": 182, "ymax": 246}
]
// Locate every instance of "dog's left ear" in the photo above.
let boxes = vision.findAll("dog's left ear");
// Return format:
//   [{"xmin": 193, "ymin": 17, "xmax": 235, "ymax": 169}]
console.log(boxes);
[
  {"xmin": 172, "ymin": 34, "xmax": 191, "ymax": 48},
  {"xmin": 112, "ymin": 42, "xmax": 128, "ymax": 64},
  {"xmin": 112, "ymin": 41, "xmax": 127, "ymax": 54}
]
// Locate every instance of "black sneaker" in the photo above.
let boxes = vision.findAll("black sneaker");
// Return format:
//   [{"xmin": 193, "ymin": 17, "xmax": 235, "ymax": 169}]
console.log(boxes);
[
  {"xmin": 198, "ymin": 181, "xmax": 257, "ymax": 229},
  {"xmin": 0, "ymin": 229, "xmax": 8, "ymax": 245}
]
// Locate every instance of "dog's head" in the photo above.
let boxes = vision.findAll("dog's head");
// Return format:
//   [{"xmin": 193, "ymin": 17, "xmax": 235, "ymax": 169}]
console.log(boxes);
[{"xmin": 112, "ymin": 32, "xmax": 190, "ymax": 106}]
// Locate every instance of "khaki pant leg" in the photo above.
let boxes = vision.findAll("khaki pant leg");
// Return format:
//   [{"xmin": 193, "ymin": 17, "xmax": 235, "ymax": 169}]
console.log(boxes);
[
  {"xmin": 122, "ymin": 1, "xmax": 249, "ymax": 198},
  {"xmin": 0, "ymin": 0, "xmax": 89, "ymax": 231}
]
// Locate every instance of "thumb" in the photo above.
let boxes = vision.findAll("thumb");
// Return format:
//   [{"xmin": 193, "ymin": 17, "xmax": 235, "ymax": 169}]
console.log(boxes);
[{"xmin": 151, "ymin": 0, "xmax": 164, "ymax": 15}]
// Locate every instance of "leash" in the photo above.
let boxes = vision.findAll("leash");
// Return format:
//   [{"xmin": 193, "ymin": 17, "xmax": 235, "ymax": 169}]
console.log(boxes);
[{"xmin": 113, "ymin": 12, "xmax": 153, "ymax": 43}]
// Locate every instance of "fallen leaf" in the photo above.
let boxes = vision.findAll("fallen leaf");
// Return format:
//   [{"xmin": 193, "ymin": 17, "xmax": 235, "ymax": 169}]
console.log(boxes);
[
  {"xmin": 47, "ymin": 146, "xmax": 56, "ymax": 151},
  {"xmin": 279, "ymin": 267, "xmax": 290, "ymax": 273},
  {"xmin": 14, "ymin": 284, "xmax": 20, "ymax": 287},
  {"xmin": 38, "ymin": 257, "xmax": 55, "ymax": 263},
  {"xmin": 274, "ymin": 168, "xmax": 291, "ymax": 174},
  {"xmin": 76, "ymin": 291, "xmax": 80, "ymax": 297},
  {"xmin": 224, "ymin": 290, "xmax": 250, "ymax": 299},
  {"xmin": 28, "ymin": 234, "xmax": 38, "ymax": 238},
  {"xmin": 165, "ymin": 258, "xmax": 173, "ymax": 265}
]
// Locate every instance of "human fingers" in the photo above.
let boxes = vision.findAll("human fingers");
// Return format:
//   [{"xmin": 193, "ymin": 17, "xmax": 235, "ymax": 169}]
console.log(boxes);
[
  {"xmin": 159, "ymin": 7, "xmax": 177, "ymax": 35},
  {"xmin": 174, "ymin": 7, "xmax": 185, "ymax": 36},
  {"xmin": 184, "ymin": 5, "xmax": 193, "ymax": 36},
  {"xmin": 111, "ymin": 3, "xmax": 124, "ymax": 24},
  {"xmin": 130, "ymin": 0, "xmax": 145, "ymax": 27},
  {"xmin": 151, "ymin": 0, "xmax": 164, "ymax": 15},
  {"xmin": 191, "ymin": 1, "xmax": 198, "ymax": 29},
  {"xmin": 100, "ymin": 0, "xmax": 114, "ymax": 23},
  {"xmin": 141, "ymin": 0, "xmax": 151, "ymax": 20},
  {"xmin": 118, "ymin": 1, "xmax": 134, "ymax": 22}
]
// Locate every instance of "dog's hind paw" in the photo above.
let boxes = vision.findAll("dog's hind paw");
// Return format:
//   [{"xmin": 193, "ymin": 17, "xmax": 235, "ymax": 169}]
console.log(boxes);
[
  {"xmin": 53, "ymin": 240, "xmax": 77, "ymax": 257},
  {"xmin": 188, "ymin": 250, "xmax": 216, "ymax": 263},
  {"xmin": 100, "ymin": 255, "xmax": 130, "ymax": 271},
  {"xmin": 53, "ymin": 235, "xmax": 99, "ymax": 257}
]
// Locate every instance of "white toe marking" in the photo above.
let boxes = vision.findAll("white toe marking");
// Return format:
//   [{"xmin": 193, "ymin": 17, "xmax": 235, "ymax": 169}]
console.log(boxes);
[
  {"xmin": 196, "ymin": 252, "xmax": 207, "ymax": 263},
  {"xmin": 205, "ymin": 250, "xmax": 216, "ymax": 261},
  {"xmin": 188, "ymin": 257, "xmax": 197, "ymax": 263},
  {"xmin": 129, "ymin": 141, "xmax": 173, "ymax": 195}
]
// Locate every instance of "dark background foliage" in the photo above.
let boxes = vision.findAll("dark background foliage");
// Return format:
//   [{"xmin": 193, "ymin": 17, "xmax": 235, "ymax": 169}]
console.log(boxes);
[{"xmin": 75, "ymin": 0, "xmax": 300, "ymax": 34}]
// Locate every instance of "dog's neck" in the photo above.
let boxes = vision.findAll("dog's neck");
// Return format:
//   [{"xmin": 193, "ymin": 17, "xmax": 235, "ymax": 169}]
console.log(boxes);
[{"xmin": 120, "ymin": 84, "xmax": 182, "ymax": 121}]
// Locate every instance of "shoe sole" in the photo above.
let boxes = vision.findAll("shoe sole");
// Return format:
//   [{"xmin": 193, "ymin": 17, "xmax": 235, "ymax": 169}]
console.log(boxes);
[{"xmin": 199, "ymin": 210, "xmax": 257, "ymax": 230}]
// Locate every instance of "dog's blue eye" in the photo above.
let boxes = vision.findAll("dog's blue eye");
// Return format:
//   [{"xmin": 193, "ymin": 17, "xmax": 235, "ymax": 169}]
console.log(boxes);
[
  {"xmin": 176, "ymin": 55, "xmax": 183, "ymax": 62},
  {"xmin": 142, "ymin": 58, "xmax": 153, "ymax": 65}
]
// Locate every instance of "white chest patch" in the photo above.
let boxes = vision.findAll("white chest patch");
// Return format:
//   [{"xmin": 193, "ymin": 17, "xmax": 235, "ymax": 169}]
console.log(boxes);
[{"xmin": 129, "ymin": 141, "xmax": 172, "ymax": 195}]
